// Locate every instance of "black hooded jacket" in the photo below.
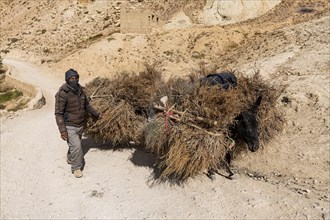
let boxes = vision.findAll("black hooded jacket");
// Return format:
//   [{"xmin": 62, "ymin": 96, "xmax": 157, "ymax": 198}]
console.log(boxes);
[{"xmin": 55, "ymin": 83, "xmax": 99, "ymax": 133}]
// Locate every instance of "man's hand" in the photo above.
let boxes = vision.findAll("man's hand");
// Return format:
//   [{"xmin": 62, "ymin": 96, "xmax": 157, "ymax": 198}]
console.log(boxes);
[{"xmin": 61, "ymin": 132, "xmax": 68, "ymax": 141}]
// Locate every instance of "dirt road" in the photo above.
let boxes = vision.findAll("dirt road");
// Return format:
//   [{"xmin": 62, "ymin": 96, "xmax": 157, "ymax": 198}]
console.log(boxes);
[{"xmin": 1, "ymin": 59, "xmax": 328, "ymax": 219}]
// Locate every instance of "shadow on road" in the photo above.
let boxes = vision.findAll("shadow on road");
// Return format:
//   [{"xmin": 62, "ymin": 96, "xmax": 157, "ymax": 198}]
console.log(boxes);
[{"xmin": 81, "ymin": 136, "xmax": 162, "ymax": 181}]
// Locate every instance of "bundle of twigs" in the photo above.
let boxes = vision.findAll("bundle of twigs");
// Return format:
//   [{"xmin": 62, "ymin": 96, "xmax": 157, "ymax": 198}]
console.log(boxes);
[
  {"xmin": 86, "ymin": 99, "xmax": 146, "ymax": 145},
  {"xmin": 84, "ymin": 63, "xmax": 163, "ymax": 145},
  {"xmin": 143, "ymin": 74, "xmax": 237, "ymax": 179},
  {"xmin": 144, "ymin": 116, "xmax": 231, "ymax": 180},
  {"xmin": 84, "ymin": 64, "xmax": 285, "ymax": 181},
  {"xmin": 143, "ymin": 68, "xmax": 285, "ymax": 180}
]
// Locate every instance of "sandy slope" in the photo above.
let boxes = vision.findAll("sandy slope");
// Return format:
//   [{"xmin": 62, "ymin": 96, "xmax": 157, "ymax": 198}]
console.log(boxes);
[{"xmin": 232, "ymin": 16, "xmax": 330, "ymax": 196}]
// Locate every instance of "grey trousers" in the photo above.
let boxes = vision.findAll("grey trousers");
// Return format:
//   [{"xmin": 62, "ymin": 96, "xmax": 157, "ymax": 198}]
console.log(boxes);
[{"xmin": 66, "ymin": 125, "xmax": 85, "ymax": 172}]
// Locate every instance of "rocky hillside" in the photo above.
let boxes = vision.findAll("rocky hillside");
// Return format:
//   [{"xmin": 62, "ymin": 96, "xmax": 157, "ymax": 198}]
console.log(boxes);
[
  {"xmin": 0, "ymin": 0, "xmax": 121, "ymax": 62},
  {"xmin": 1, "ymin": 0, "xmax": 328, "ymax": 80}
]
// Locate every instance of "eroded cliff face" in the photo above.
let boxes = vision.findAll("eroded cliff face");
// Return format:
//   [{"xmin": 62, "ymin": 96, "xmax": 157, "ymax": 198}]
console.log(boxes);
[
  {"xmin": 154, "ymin": 0, "xmax": 281, "ymax": 30},
  {"xmin": 1, "ymin": 0, "xmax": 327, "ymax": 68},
  {"xmin": 201, "ymin": 0, "xmax": 281, "ymax": 25}
]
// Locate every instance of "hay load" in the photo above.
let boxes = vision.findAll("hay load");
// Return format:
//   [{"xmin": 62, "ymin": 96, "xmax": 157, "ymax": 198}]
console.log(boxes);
[
  {"xmin": 84, "ymin": 64, "xmax": 163, "ymax": 145},
  {"xmin": 84, "ymin": 64, "xmax": 285, "ymax": 180}
]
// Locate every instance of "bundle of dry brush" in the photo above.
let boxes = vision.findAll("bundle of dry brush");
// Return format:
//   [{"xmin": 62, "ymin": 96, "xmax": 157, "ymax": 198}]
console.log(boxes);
[
  {"xmin": 84, "ymin": 64, "xmax": 163, "ymax": 145},
  {"xmin": 84, "ymin": 64, "xmax": 285, "ymax": 180}
]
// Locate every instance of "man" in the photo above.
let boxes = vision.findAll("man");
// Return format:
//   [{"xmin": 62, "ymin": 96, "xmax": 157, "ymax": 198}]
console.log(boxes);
[{"xmin": 55, "ymin": 68, "xmax": 101, "ymax": 178}]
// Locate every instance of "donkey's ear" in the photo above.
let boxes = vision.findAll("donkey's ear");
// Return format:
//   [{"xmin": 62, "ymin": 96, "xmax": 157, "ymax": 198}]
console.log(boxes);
[{"xmin": 251, "ymin": 95, "xmax": 262, "ymax": 114}]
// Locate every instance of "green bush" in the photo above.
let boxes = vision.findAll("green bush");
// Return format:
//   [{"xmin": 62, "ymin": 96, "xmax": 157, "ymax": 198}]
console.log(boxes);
[{"xmin": 0, "ymin": 90, "xmax": 23, "ymax": 104}]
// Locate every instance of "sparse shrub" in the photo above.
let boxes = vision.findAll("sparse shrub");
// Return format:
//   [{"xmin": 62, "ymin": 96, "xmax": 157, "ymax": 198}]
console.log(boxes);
[
  {"xmin": 88, "ymin": 34, "xmax": 103, "ymax": 41},
  {"xmin": 43, "ymin": 48, "xmax": 50, "ymax": 54},
  {"xmin": 107, "ymin": 37, "xmax": 115, "ymax": 42},
  {"xmin": 164, "ymin": 50, "xmax": 174, "ymax": 56},
  {"xmin": 298, "ymin": 7, "xmax": 314, "ymax": 13},
  {"xmin": 9, "ymin": 38, "xmax": 19, "ymax": 43},
  {"xmin": 226, "ymin": 41, "xmax": 239, "ymax": 50},
  {"xmin": 103, "ymin": 24, "xmax": 110, "ymax": 29},
  {"xmin": 1, "ymin": 50, "xmax": 10, "ymax": 54},
  {"xmin": 191, "ymin": 51, "xmax": 205, "ymax": 59}
]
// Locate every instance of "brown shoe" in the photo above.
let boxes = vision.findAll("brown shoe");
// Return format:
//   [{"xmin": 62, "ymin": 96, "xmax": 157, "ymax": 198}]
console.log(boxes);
[{"xmin": 73, "ymin": 169, "xmax": 83, "ymax": 178}]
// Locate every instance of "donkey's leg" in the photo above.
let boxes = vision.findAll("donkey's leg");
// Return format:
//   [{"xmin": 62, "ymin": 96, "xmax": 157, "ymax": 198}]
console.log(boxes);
[
  {"xmin": 224, "ymin": 151, "xmax": 234, "ymax": 177},
  {"xmin": 203, "ymin": 167, "xmax": 216, "ymax": 181},
  {"xmin": 224, "ymin": 161, "xmax": 234, "ymax": 177}
]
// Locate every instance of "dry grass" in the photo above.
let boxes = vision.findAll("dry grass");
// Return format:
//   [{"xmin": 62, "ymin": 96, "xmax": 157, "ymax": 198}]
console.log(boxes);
[
  {"xmin": 159, "ymin": 127, "xmax": 229, "ymax": 180},
  {"xmin": 84, "ymin": 63, "xmax": 163, "ymax": 145},
  {"xmin": 84, "ymin": 64, "xmax": 285, "ymax": 180},
  {"xmin": 85, "ymin": 100, "xmax": 146, "ymax": 145}
]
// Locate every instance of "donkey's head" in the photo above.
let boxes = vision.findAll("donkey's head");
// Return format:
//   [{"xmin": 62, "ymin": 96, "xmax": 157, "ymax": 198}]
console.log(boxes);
[{"xmin": 234, "ymin": 96, "xmax": 262, "ymax": 152}]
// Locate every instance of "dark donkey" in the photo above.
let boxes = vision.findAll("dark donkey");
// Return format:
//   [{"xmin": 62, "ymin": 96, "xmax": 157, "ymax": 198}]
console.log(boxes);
[
  {"xmin": 207, "ymin": 96, "xmax": 262, "ymax": 179},
  {"xmin": 201, "ymin": 72, "xmax": 262, "ymax": 179},
  {"xmin": 232, "ymin": 95, "xmax": 262, "ymax": 153},
  {"xmin": 201, "ymin": 72, "xmax": 262, "ymax": 151}
]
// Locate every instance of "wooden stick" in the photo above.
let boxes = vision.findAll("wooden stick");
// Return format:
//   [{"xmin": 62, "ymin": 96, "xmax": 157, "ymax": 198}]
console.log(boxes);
[
  {"xmin": 185, "ymin": 122, "xmax": 223, "ymax": 137},
  {"xmin": 90, "ymin": 79, "xmax": 105, "ymax": 99},
  {"xmin": 91, "ymin": 95, "xmax": 113, "ymax": 99},
  {"xmin": 154, "ymin": 105, "xmax": 218, "ymax": 126},
  {"xmin": 165, "ymin": 113, "xmax": 223, "ymax": 137}
]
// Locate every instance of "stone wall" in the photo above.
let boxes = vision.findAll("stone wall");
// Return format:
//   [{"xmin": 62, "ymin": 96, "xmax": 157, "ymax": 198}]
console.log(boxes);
[{"xmin": 120, "ymin": 9, "xmax": 164, "ymax": 34}]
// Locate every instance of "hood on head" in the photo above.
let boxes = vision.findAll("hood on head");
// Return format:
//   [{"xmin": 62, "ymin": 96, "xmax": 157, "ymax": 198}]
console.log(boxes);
[{"xmin": 65, "ymin": 69, "xmax": 79, "ymax": 83}]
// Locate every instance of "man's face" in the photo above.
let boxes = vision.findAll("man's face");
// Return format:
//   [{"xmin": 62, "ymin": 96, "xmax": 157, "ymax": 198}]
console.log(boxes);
[
  {"xmin": 68, "ymin": 75, "xmax": 79, "ymax": 90},
  {"xmin": 68, "ymin": 75, "xmax": 79, "ymax": 81}
]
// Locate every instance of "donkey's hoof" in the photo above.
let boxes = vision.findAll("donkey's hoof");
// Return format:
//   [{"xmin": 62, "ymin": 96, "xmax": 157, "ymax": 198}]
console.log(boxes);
[
  {"xmin": 206, "ymin": 172, "xmax": 216, "ymax": 181},
  {"xmin": 228, "ymin": 172, "xmax": 234, "ymax": 177}
]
